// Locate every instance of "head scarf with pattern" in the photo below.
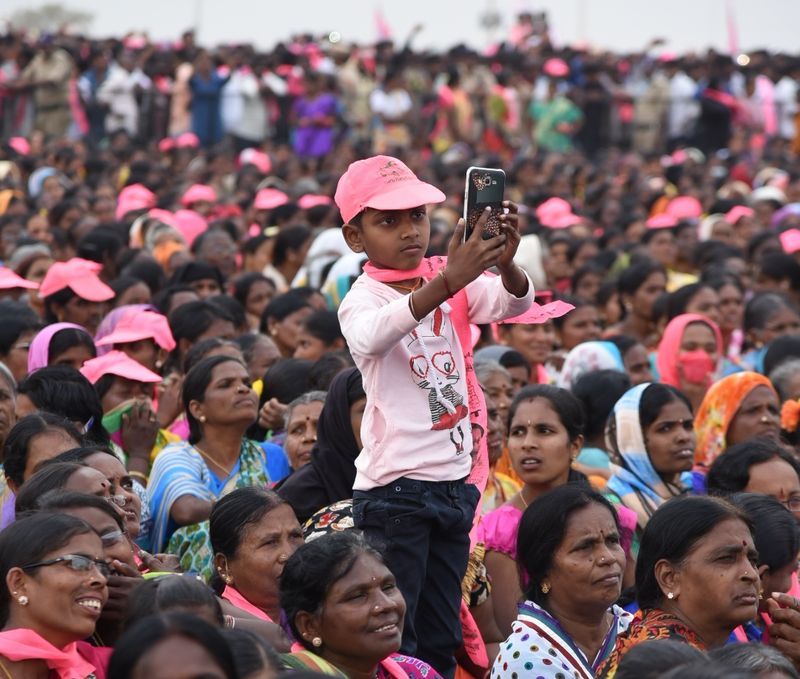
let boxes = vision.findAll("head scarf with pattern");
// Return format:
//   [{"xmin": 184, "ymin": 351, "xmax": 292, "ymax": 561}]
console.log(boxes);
[{"xmin": 694, "ymin": 372, "xmax": 777, "ymax": 469}]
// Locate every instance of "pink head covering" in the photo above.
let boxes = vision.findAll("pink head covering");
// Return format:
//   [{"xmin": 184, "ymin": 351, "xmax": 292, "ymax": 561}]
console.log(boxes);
[
  {"xmin": 80, "ymin": 350, "xmax": 161, "ymax": 385},
  {"xmin": 180, "ymin": 184, "xmax": 217, "ymax": 207},
  {"xmin": 334, "ymin": 156, "xmax": 445, "ymax": 223},
  {"xmin": 725, "ymin": 205, "xmax": 755, "ymax": 225},
  {"xmin": 298, "ymin": 194, "xmax": 333, "ymax": 210},
  {"xmin": 38, "ymin": 258, "xmax": 114, "ymax": 302},
  {"xmin": 646, "ymin": 213, "xmax": 679, "ymax": 229},
  {"xmin": 543, "ymin": 58, "xmax": 569, "ymax": 78},
  {"xmin": 0, "ymin": 267, "xmax": 38, "ymax": 290},
  {"xmin": 254, "ymin": 188, "xmax": 290, "ymax": 211},
  {"xmin": 656, "ymin": 313, "xmax": 723, "ymax": 388},
  {"xmin": 781, "ymin": 228, "xmax": 800, "ymax": 255},
  {"xmin": 93, "ymin": 304, "xmax": 156, "ymax": 356},
  {"xmin": 96, "ymin": 309, "xmax": 176, "ymax": 351},
  {"xmin": 8, "ymin": 137, "xmax": 30, "ymax": 156},
  {"xmin": 116, "ymin": 184, "xmax": 157, "ymax": 221},
  {"xmin": 666, "ymin": 196, "xmax": 703, "ymax": 220},
  {"xmin": 27, "ymin": 322, "xmax": 92, "ymax": 373},
  {"xmin": 176, "ymin": 132, "xmax": 200, "ymax": 148},
  {"xmin": 173, "ymin": 209, "xmax": 208, "ymax": 246},
  {"xmin": 238, "ymin": 148, "xmax": 272, "ymax": 174}
]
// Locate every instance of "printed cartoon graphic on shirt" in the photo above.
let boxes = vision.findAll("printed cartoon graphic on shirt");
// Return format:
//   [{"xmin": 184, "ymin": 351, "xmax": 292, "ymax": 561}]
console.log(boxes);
[{"xmin": 407, "ymin": 307, "xmax": 469, "ymax": 453}]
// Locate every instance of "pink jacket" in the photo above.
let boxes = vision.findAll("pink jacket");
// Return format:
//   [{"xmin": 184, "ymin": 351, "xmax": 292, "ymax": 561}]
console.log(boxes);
[{"xmin": 339, "ymin": 272, "xmax": 533, "ymax": 490}]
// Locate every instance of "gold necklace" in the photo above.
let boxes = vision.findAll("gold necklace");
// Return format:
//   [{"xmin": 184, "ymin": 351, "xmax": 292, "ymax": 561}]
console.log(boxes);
[
  {"xmin": 385, "ymin": 277, "xmax": 423, "ymax": 294},
  {"xmin": 195, "ymin": 445, "xmax": 235, "ymax": 477},
  {"xmin": 519, "ymin": 487, "xmax": 534, "ymax": 508}
]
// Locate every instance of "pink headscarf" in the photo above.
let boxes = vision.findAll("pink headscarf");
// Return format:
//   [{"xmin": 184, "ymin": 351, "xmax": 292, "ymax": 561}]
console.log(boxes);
[
  {"xmin": 656, "ymin": 313, "xmax": 723, "ymax": 387},
  {"xmin": 27, "ymin": 323, "xmax": 92, "ymax": 373}
]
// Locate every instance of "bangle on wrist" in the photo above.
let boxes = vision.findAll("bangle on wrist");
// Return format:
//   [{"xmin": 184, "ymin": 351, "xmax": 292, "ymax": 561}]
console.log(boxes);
[
  {"xmin": 129, "ymin": 470, "xmax": 148, "ymax": 483},
  {"xmin": 439, "ymin": 270, "xmax": 455, "ymax": 298},
  {"xmin": 409, "ymin": 292, "xmax": 420, "ymax": 322}
]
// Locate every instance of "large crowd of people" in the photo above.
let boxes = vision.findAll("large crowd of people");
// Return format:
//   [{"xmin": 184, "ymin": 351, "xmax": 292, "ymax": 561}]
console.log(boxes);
[{"xmin": 0, "ymin": 12, "xmax": 799, "ymax": 679}]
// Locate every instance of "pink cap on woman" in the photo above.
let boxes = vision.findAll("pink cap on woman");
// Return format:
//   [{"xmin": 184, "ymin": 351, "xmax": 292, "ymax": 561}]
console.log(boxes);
[
  {"xmin": 80, "ymin": 350, "xmax": 162, "ymax": 385},
  {"xmin": 254, "ymin": 188, "xmax": 290, "ymax": 211},
  {"xmin": 95, "ymin": 310, "xmax": 176, "ymax": 351},
  {"xmin": 181, "ymin": 184, "xmax": 217, "ymax": 207},
  {"xmin": 39, "ymin": 258, "xmax": 114, "ymax": 302},
  {"xmin": 0, "ymin": 267, "xmax": 38, "ymax": 290}
]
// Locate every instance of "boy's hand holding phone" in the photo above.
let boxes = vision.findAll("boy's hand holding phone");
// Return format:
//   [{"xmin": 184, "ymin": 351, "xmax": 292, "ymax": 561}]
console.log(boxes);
[{"xmin": 445, "ymin": 208, "xmax": 508, "ymax": 291}]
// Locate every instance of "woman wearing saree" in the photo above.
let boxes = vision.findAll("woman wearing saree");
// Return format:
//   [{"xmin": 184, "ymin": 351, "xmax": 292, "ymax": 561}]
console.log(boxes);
[{"xmin": 147, "ymin": 355, "xmax": 270, "ymax": 577}]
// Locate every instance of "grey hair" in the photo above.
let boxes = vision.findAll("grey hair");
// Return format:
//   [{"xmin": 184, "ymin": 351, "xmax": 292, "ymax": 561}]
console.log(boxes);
[
  {"xmin": 710, "ymin": 643, "xmax": 799, "ymax": 678},
  {"xmin": 769, "ymin": 359, "xmax": 800, "ymax": 402},
  {"xmin": 284, "ymin": 390, "xmax": 327, "ymax": 428},
  {"xmin": 474, "ymin": 360, "xmax": 510, "ymax": 388},
  {"xmin": 0, "ymin": 363, "xmax": 16, "ymax": 395}
]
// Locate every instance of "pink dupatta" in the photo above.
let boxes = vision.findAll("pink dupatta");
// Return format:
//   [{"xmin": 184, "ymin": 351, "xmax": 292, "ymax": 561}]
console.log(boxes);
[
  {"xmin": 0, "ymin": 628, "xmax": 98, "ymax": 679},
  {"xmin": 222, "ymin": 585, "xmax": 273, "ymax": 621}
]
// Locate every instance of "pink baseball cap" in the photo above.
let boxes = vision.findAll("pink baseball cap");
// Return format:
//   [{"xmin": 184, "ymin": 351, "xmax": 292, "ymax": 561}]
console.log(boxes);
[
  {"xmin": 646, "ymin": 213, "xmax": 679, "ymax": 229},
  {"xmin": 158, "ymin": 137, "xmax": 176, "ymax": 153},
  {"xmin": 173, "ymin": 209, "xmax": 208, "ymax": 247},
  {"xmin": 80, "ymin": 350, "xmax": 162, "ymax": 385},
  {"xmin": 298, "ymin": 194, "xmax": 333, "ymax": 210},
  {"xmin": 334, "ymin": 155, "xmax": 446, "ymax": 224},
  {"xmin": 254, "ymin": 188, "xmax": 290, "ymax": 211},
  {"xmin": 181, "ymin": 184, "xmax": 217, "ymax": 207},
  {"xmin": 95, "ymin": 310, "xmax": 176, "ymax": 351},
  {"xmin": 116, "ymin": 184, "xmax": 156, "ymax": 220},
  {"xmin": 544, "ymin": 212, "xmax": 584, "ymax": 229},
  {"xmin": 780, "ymin": 229, "xmax": 800, "ymax": 255},
  {"xmin": 536, "ymin": 197, "xmax": 572, "ymax": 220},
  {"xmin": 0, "ymin": 267, "xmax": 38, "ymax": 290},
  {"xmin": 8, "ymin": 137, "xmax": 30, "ymax": 156},
  {"xmin": 725, "ymin": 205, "xmax": 754, "ymax": 224},
  {"xmin": 176, "ymin": 132, "xmax": 200, "ymax": 149},
  {"xmin": 238, "ymin": 148, "xmax": 272, "ymax": 175},
  {"xmin": 543, "ymin": 58, "xmax": 569, "ymax": 78},
  {"xmin": 39, "ymin": 258, "xmax": 114, "ymax": 302},
  {"xmin": 666, "ymin": 196, "xmax": 703, "ymax": 220}
]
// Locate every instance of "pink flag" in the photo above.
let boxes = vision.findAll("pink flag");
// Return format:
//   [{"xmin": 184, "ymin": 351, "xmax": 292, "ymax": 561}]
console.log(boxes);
[
  {"xmin": 726, "ymin": 0, "xmax": 739, "ymax": 57},
  {"xmin": 375, "ymin": 8, "xmax": 392, "ymax": 40}
]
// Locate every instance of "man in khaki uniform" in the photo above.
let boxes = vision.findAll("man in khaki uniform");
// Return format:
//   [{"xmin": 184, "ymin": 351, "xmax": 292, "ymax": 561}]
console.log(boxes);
[{"xmin": 18, "ymin": 37, "xmax": 74, "ymax": 138}]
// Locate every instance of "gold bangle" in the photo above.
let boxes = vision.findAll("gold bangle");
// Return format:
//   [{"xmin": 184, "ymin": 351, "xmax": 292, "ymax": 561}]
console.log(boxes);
[{"xmin": 129, "ymin": 470, "xmax": 148, "ymax": 483}]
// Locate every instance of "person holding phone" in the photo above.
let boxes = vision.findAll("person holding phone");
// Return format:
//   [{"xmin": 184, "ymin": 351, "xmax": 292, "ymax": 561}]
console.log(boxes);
[
  {"xmin": 335, "ymin": 155, "xmax": 532, "ymax": 677},
  {"xmin": 656, "ymin": 313, "xmax": 723, "ymax": 412}
]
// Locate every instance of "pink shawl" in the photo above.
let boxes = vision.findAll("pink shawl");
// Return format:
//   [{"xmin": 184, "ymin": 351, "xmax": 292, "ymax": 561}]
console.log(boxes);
[
  {"xmin": 0, "ymin": 628, "xmax": 99, "ymax": 679},
  {"xmin": 222, "ymin": 585, "xmax": 272, "ymax": 622}
]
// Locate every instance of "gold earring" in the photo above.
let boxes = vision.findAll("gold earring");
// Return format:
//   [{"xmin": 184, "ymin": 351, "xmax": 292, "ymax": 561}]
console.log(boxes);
[
  {"xmin": 541, "ymin": 582, "xmax": 550, "ymax": 594},
  {"xmin": 667, "ymin": 592, "xmax": 675, "ymax": 600},
  {"xmin": 312, "ymin": 637, "xmax": 322, "ymax": 647},
  {"xmin": 18, "ymin": 595, "xmax": 28, "ymax": 606}
]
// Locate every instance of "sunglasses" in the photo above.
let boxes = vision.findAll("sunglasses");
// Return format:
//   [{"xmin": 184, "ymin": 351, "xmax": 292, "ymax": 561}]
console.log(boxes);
[{"xmin": 22, "ymin": 554, "xmax": 111, "ymax": 578}]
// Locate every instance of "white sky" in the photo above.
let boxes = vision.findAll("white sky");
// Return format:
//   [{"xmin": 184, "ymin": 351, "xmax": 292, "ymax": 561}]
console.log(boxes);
[{"xmin": 1, "ymin": 0, "xmax": 798, "ymax": 54}]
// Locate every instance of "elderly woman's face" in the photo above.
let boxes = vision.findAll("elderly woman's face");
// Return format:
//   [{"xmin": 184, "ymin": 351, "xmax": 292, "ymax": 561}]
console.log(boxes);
[
  {"xmin": 284, "ymin": 401, "xmax": 323, "ymax": 470},
  {"xmin": 659, "ymin": 519, "xmax": 759, "ymax": 638},
  {"xmin": 218, "ymin": 503, "xmax": 303, "ymax": 616},
  {"xmin": 540, "ymin": 503, "xmax": 625, "ymax": 613}
]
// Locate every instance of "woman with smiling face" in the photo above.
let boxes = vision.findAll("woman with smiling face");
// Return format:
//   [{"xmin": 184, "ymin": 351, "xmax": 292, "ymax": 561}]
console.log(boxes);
[
  {"xmin": 280, "ymin": 531, "xmax": 442, "ymax": 679},
  {"xmin": 694, "ymin": 372, "xmax": 781, "ymax": 472},
  {"xmin": 0, "ymin": 512, "xmax": 110, "ymax": 678},
  {"xmin": 491, "ymin": 486, "xmax": 632, "ymax": 678},
  {"xmin": 598, "ymin": 496, "xmax": 760, "ymax": 676},
  {"xmin": 211, "ymin": 487, "xmax": 304, "ymax": 623},
  {"xmin": 147, "ymin": 355, "xmax": 270, "ymax": 577},
  {"xmin": 605, "ymin": 384, "xmax": 696, "ymax": 553}
]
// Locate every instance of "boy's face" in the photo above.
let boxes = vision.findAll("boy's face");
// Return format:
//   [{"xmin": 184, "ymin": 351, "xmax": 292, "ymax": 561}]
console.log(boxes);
[{"xmin": 343, "ymin": 206, "xmax": 431, "ymax": 270}]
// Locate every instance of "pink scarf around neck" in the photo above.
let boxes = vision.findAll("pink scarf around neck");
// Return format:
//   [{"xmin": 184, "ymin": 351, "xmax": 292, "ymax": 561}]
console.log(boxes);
[
  {"xmin": 0, "ymin": 628, "xmax": 97, "ymax": 679},
  {"xmin": 222, "ymin": 585, "xmax": 273, "ymax": 622}
]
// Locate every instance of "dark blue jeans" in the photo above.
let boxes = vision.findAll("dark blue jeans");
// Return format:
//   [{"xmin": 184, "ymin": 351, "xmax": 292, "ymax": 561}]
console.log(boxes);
[{"xmin": 353, "ymin": 477, "xmax": 480, "ymax": 679}]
